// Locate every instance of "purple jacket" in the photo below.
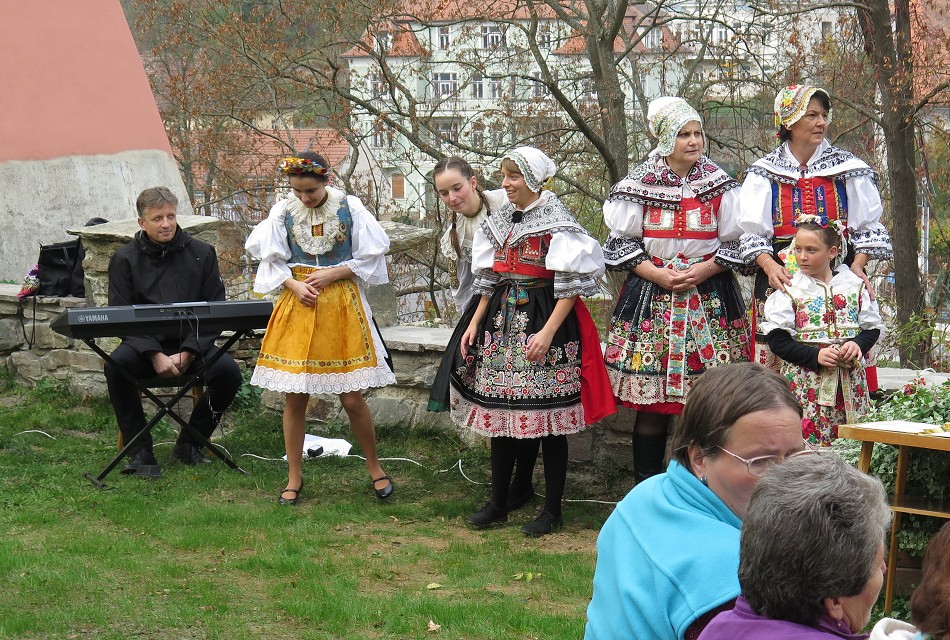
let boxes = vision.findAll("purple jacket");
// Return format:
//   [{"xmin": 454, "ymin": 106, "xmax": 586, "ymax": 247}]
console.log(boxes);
[{"xmin": 698, "ymin": 596, "xmax": 869, "ymax": 640}]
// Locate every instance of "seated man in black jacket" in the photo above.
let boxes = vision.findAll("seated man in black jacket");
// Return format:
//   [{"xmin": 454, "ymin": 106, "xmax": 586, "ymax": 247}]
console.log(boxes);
[{"xmin": 105, "ymin": 186, "xmax": 242, "ymax": 475}]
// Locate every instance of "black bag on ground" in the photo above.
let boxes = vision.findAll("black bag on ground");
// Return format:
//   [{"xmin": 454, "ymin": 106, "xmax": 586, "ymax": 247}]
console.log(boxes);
[{"xmin": 36, "ymin": 239, "xmax": 81, "ymax": 297}]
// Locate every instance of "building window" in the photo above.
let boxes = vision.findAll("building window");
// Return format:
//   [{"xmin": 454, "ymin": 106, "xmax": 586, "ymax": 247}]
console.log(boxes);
[
  {"xmin": 531, "ymin": 71, "xmax": 546, "ymax": 98},
  {"xmin": 471, "ymin": 128, "xmax": 484, "ymax": 148},
  {"xmin": 579, "ymin": 77, "xmax": 597, "ymax": 101},
  {"xmin": 537, "ymin": 23, "xmax": 553, "ymax": 49},
  {"xmin": 470, "ymin": 74, "xmax": 484, "ymax": 99},
  {"xmin": 372, "ymin": 126, "xmax": 393, "ymax": 148},
  {"xmin": 432, "ymin": 72, "xmax": 458, "ymax": 97},
  {"xmin": 369, "ymin": 71, "xmax": 386, "ymax": 97},
  {"xmin": 717, "ymin": 23, "xmax": 729, "ymax": 43},
  {"xmin": 391, "ymin": 173, "xmax": 405, "ymax": 199},
  {"xmin": 821, "ymin": 21, "xmax": 833, "ymax": 40},
  {"xmin": 640, "ymin": 26, "xmax": 663, "ymax": 50},
  {"xmin": 480, "ymin": 24, "xmax": 505, "ymax": 49},
  {"xmin": 438, "ymin": 26, "xmax": 450, "ymax": 49},
  {"xmin": 489, "ymin": 76, "xmax": 504, "ymax": 99},
  {"xmin": 434, "ymin": 119, "xmax": 460, "ymax": 142},
  {"xmin": 376, "ymin": 30, "xmax": 392, "ymax": 51}
]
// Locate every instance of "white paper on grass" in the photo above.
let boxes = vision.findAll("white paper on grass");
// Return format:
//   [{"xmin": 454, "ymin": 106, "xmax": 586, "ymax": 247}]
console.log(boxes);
[{"xmin": 281, "ymin": 434, "xmax": 353, "ymax": 460}]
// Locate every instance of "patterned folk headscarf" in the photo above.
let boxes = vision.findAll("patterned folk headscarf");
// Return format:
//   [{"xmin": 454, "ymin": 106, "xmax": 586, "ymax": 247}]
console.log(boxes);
[
  {"xmin": 773, "ymin": 85, "xmax": 832, "ymax": 128},
  {"xmin": 647, "ymin": 96, "xmax": 703, "ymax": 158},
  {"xmin": 503, "ymin": 146, "xmax": 557, "ymax": 193}
]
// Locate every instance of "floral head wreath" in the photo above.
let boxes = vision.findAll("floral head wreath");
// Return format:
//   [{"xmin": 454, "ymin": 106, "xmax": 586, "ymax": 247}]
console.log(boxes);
[
  {"xmin": 280, "ymin": 157, "xmax": 329, "ymax": 176},
  {"xmin": 792, "ymin": 213, "xmax": 846, "ymax": 236}
]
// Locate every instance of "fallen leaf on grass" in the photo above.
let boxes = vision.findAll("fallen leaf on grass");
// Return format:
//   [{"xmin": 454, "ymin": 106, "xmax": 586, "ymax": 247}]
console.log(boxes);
[
  {"xmin": 426, "ymin": 582, "xmax": 443, "ymax": 590},
  {"xmin": 427, "ymin": 620, "xmax": 441, "ymax": 632},
  {"xmin": 512, "ymin": 572, "xmax": 541, "ymax": 582}
]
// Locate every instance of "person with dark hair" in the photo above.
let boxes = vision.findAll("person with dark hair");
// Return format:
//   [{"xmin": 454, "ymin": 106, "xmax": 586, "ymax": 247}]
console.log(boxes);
[
  {"xmin": 431, "ymin": 146, "xmax": 615, "ymax": 536},
  {"xmin": 761, "ymin": 214, "xmax": 883, "ymax": 445},
  {"xmin": 601, "ymin": 96, "xmax": 750, "ymax": 483},
  {"xmin": 432, "ymin": 156, "xmax": 539, "ymax": 508},
  {"xmin": 105, "ymin": 186, "xmax": 243, "ymax": 476},
  {"xmin": 245, "ymin": 152, "xmax": 395, "ymax": 505},
  {"xmin": 739, "ymin": 84, "xmax": 893, "ymax": 371},
  {"xmin": 698, "ymin": 451, "xmax": 892, "ymax": 640},
  {"xmin": 433, "ymin": 156, "xmax": 508, "ymax": 311},
  {"xmin": 585, "ymin": 362, "xmax": 806, "ymax": 640},
  {"xmin": 870, "ymin": 521, "xmax": 950, "ymax": 640}
]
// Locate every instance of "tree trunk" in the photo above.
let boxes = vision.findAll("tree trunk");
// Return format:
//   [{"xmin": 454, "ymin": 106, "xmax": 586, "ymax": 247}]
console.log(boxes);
[{"xmin": 860, "ymin": 0, "xmax": 929, "ymax": 365}]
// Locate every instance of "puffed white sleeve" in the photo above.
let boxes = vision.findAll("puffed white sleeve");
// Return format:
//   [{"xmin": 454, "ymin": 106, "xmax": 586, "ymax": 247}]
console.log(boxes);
[
  {"xmin": 858, "ymin": 289, "xmax": 886, "ymax": 332},
  {"xmin": 345, "ymin": 195, "xmax": 390, "ymax": 286},
  {"xmin": 737, "ymin": 171, "xmax": 776, "ymax": 265},
  {"xmin": 846, "ymin": 175, "xmax": 893, "ymax": 260},
  {"xmin": 759, "ymin": 289, "xmax": 796, "ymax": 337},
  {"xmin": 548, "ymin": 231, "xmax": 605, "ymax": 298},
  {"xmin": 245, "ymin": 200, "xmax": 293, "ymax": 294},
  {"xmin": 470, "ymin": 227, "xmax": 501, "ymax": 295},
  {"xmin": 602, "ymin": 199, "xmax": 648, "ymax": 271},
  {"xmin": 714, "ymin": 188, "xmax": 748, "ymax": 271}
]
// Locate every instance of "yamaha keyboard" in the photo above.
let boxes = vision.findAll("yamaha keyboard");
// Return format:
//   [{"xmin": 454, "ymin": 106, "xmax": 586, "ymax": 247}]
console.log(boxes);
[{"xmin": 50, "ymin": 300, "xmax": 273, "ymax": 339}]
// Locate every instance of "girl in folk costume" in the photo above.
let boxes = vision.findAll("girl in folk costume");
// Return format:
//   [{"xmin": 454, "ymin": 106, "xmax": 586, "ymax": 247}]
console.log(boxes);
[
  {"xmin": 760, "ymin": 215, "xmax": 884, "ymax": 446},
  {"xmin": 245, "ymin": 152, "xmax": 396, "ymax": 505},
  {"xmin": 433, "ymin": 156, "xmax": 541, "ymax": 508},
  {"xmin": 602, "ymin": 96, "xmax": 750, "ymax": 483},
  {"xmin": 738, "ymin": 84, "xmax": 893, "ymax": 370},
  {"xmin": 430, "ymin": 146, "xmax": 615, "ymax": 536},
  {"xmin": 434, "ymin": 156, "xmax": 509, "ymax": 312}
]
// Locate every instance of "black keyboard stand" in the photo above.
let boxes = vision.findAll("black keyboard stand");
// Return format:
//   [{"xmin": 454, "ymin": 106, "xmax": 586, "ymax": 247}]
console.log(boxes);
[{"xmin": 82, "ymin": 330, "xmax": 250, "ymax": 489}]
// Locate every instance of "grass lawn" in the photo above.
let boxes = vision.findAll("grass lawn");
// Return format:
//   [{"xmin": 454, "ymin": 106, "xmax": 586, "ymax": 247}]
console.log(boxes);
[{"xmin": 0, "ymin": 376, "xmax": 613, "ymax": 639}]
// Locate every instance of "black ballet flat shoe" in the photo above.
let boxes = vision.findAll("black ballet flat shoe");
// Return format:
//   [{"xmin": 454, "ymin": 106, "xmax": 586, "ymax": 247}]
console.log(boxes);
[
  {"xmin": 278, "ymin": 482, "xmax": 303, "ymax": 506},
  {"xmin": 466, "ymin": 501, "xmax": 508, "ymax": 528},
  {"xmin": 521, "ymin": 511, "xmax": 563, "ymax": 537},
  {"xmin": 372, "ymin": 475, "xmax": 394, "ymax": 500}
]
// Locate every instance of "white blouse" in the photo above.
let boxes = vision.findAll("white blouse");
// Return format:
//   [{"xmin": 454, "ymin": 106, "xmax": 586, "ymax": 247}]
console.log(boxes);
[
  {"xmin": 738, "ymin": 141, "xmax": 886, "ymax": 241},
  {"xmin": 470, "ymin": 191, "xmax": 606, "ymax": 281},
  {"xmin": 245, "ymin": 187, "xmax": 390, "ymax": 294},
  {"xmin": 603, "ymin": 183, "xmax": 743, "ymax": 261}
]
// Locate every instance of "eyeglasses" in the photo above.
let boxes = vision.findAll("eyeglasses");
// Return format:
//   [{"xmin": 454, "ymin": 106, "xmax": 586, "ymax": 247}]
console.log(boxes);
[{"xmin": 717, "ymin": 439, "xmax": 814, "ymax": 477}]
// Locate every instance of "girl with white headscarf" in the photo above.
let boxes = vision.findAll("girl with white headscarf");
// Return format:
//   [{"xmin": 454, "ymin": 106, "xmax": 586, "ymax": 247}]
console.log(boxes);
[
  {"xmin": 737, "ymin": 84, "xmax": 892, "ymax": 373},
  {"xmin": 429, "ymin": 146, "xmax": 615, "ymax": 537},
  {"xmin": 601, "ymin": 97, "xmax": 750, "ymax": 483}
]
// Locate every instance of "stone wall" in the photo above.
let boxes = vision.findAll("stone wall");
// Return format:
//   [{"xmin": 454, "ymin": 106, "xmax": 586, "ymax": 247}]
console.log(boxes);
[{"xmin": 0, "ymin": 283, "xmax": 630, "ymax": 472}]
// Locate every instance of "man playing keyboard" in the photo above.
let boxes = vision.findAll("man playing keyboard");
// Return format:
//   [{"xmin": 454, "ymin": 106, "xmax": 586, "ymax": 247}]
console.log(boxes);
[{"xmin": 104, "ymin": 187, "xmax": 242, "ymax": 476}]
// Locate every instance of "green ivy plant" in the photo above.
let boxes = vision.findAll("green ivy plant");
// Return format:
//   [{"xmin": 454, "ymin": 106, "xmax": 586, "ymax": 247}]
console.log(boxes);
[{"xmin": 835, "ymin": 376, "xmax": 950, "ymax": 560}]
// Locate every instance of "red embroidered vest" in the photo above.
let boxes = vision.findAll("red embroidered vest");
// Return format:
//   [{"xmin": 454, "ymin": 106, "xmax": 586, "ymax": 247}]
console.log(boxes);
[
  {"xmin": 642, "ymin": 196, "xmax": 721, "ymax": 240},
  {"xmin": 492, "ymin": 234, "xmax": 555, "ymax": 278},
  {"xmin": 772, "ymin": 176, "xmax": 849, "ymax": 238}
]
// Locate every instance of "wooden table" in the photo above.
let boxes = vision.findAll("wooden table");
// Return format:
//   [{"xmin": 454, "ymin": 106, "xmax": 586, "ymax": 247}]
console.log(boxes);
[{"xmin": 838, "ymin": 422, "xmax": 950, "ymax": 613}]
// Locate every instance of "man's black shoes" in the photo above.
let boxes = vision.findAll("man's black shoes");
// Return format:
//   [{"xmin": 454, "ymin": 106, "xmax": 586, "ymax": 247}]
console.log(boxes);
[
  {"xmin": 171, "ymin": 441, "xmax": 212, "ymax": 465},
  {"xmin": 121, "ymin": 448, "xmax": 161, "ymax": 478}
]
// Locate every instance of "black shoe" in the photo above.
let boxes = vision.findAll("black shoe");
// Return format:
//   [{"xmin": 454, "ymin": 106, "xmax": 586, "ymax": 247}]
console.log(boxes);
[
  {"xmin": 521, "ymin": 511, "xmax": 563, "ymax": 537},
  {"xmin": 466, "ymin": 501, "xmax": 508, "ymax": 528},
  {"xmin": 372, "ymin": 475, "xmax": 395, "ymax": 500},
  {"xmin": 278, "ymin": 481, "xmax": 303, "ymax": 506},
  {"xmin": 120, "ymin": 449, "xmax": 160, "ymax": 476},
  {"xmin": 507, "ymin": 483, "xmax": 535, "ymax": 511},
  {"xmin": 171, "ymin": 441, "xmax": 212, "ymax": 465}
]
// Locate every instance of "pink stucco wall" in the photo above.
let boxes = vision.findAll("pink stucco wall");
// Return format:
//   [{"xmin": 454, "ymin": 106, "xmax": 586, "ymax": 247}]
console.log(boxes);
[{"xmin": 0, "ymin": 0, "xmax": 172, "ymax": 162}]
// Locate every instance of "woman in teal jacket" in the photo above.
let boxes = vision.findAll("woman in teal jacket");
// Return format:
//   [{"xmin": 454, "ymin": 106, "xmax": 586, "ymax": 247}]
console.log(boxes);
[{"xmin": 584, "ymin": 363, "xmax": 806, "ymax": 640}]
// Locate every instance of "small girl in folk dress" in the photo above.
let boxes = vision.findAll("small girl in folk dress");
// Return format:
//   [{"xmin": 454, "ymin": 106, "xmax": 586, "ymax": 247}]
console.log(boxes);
[
  {"xmin": 430, "ymin": 146, "xmax": 616, "ymax": 536},
  {"xmin": 760, "ymin": 214, "xmax": 884, "ymax": 446},
  {"xmin": 245, "ymin": 152, "xmax": 396, "ymax": 504}
]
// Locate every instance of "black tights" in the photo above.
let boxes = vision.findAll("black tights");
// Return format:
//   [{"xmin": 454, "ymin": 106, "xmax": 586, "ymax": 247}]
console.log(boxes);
[{"xmin": 490, "ymin": 435, "xmax": 568, "ymax": 517}]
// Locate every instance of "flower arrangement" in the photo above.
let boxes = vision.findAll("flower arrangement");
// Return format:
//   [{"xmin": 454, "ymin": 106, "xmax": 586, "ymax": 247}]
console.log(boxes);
[{"xmin": 280, "ymin": 157, "xmax": 329, "ymax": 176}]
